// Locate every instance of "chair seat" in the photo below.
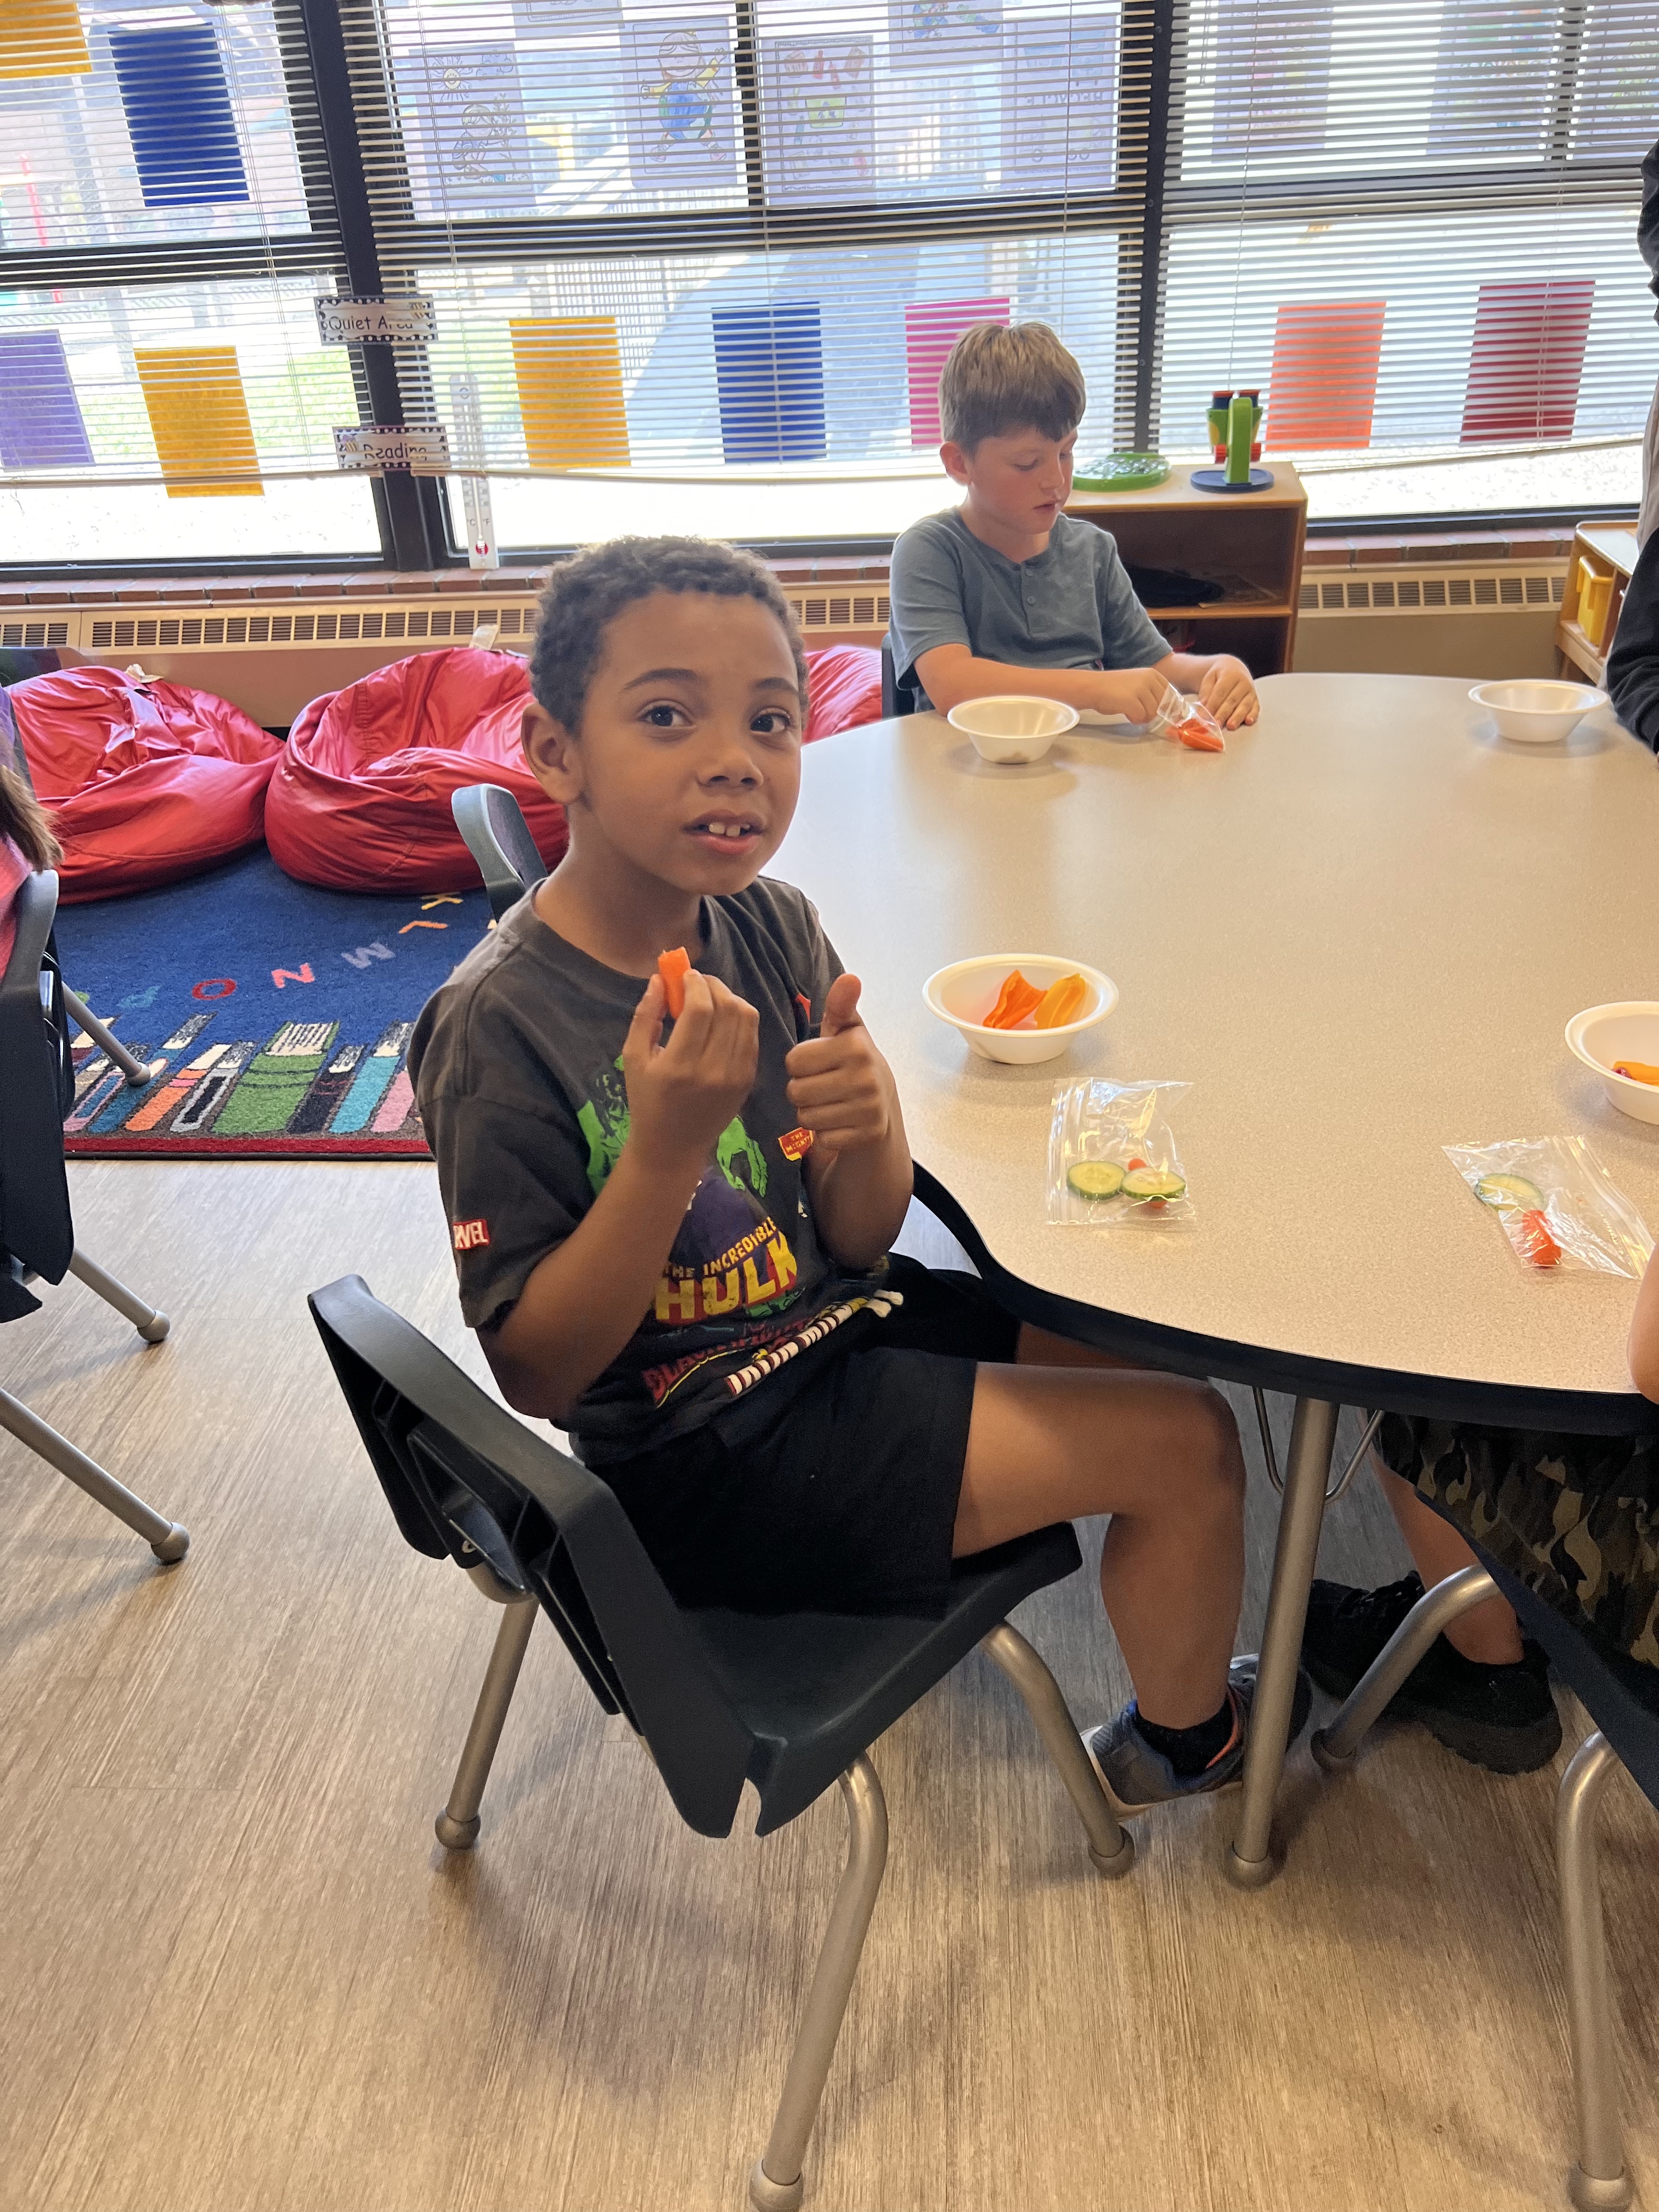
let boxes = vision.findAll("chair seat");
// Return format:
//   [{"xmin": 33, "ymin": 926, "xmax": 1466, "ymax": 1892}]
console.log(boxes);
[
  {"xmin": 1483, "ymin": 1553, "xmax": 1659, "ymax": 1808},
  {"xmin": 689, "ymin": 1523, "xmax": 1084, "ymax": 1833}
]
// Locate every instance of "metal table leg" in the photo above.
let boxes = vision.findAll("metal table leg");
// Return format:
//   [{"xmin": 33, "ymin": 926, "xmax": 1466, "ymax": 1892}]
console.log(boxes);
[{"xmin": 1226, "ymin": 1395, "xmax": 1338, "ymax": 1888}]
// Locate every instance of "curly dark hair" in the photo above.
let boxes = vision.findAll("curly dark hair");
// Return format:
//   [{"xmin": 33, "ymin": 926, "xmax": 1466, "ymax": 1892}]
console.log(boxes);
[{"xmin": 528, "ymin": 535, "xmax": 808, "ymax": 733}]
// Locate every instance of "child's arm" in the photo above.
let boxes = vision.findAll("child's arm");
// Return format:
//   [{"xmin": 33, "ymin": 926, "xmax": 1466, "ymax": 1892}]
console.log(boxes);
[
  {"xmin": 786, "ymin": 973, "xmax": 913, "ymax": 1271},
  {"xmin": 1155, "ymin": 650, "xmax": 1259, "ymax": 730},
  {"xmin": 916, "ymin": 642, "xmax": 1172, "ymax": 723},
  {"xmin": 1628, "ymin": 1237, "xmax": 1659, "ymax": 1400},
  {"xmin": 482, "ymin": 970, "xmax": 759, "ymax": 1421}
]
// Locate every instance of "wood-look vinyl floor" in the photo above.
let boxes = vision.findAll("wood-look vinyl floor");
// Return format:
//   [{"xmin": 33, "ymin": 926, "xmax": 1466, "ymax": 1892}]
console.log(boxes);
[{"xmin": 1, "ymin": 1161, "xmax": 1654, "ymax": 2212}]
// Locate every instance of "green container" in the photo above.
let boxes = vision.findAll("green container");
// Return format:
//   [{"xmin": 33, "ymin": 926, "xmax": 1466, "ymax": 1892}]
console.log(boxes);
[{"xmin": 1073, "ymin": 451, "xmax": 1169, "ymax": 492}]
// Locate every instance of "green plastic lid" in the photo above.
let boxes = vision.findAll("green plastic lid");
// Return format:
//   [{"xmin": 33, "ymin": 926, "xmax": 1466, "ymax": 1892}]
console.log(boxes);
[{"xmin": 1073, "ymin": 452, "xmax": 1170, "ymax": 492}]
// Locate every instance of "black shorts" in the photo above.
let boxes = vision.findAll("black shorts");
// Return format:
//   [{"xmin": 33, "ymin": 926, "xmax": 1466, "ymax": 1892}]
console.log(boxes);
[{"xmin": 599, "ymin": 1255, "xmax": 1022, "ymax": 1618}]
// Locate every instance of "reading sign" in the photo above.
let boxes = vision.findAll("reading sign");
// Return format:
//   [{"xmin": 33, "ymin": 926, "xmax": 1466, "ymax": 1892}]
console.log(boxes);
[{"xmin": 334, "ymin": 424, "xmax": 452, "ymax": 474}]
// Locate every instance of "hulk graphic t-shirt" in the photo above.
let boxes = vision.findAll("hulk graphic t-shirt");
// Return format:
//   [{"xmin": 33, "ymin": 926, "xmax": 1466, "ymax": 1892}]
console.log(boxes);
[{"xmin": 409, "ymin": 879, "xmax": 889, "ymax": 1464}]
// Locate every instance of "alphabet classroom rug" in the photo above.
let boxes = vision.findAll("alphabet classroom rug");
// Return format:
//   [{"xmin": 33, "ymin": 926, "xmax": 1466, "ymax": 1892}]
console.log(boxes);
[{"xmin": 52, "ymin": 849, "xmax": 495, "ymax": 1158}]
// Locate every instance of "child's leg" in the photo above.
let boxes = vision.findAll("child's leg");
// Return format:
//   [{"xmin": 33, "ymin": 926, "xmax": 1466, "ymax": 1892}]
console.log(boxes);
[
  {"xmin": 954, "ymin": 1359, "xmax": 1245, "ymax": 1728},
  {"xmin": 1373, "ymin": 1458, "xmax": 1524, "ymax": 1664}
]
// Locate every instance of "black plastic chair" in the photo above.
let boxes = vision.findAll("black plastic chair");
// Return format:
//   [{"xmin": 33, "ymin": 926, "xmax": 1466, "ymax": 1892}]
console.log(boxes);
[
  {"xmin": 0, "ymin": 865, "xmax": 188, "ymax": 1561},
  {"xmin": 879, "ymin": 638, "xmax": 923, "ymax": 719},
  {"xmin": 309, "ymin": 1273, "xmax": 1131, "ymax": 2211},
  {"xmin": 452, "ymin": 781, "xmax": 550, "ymax": 923},
  {"xmin": 1310, "ymin": 1533, "xmax": 1657, "ymax": 2209}
]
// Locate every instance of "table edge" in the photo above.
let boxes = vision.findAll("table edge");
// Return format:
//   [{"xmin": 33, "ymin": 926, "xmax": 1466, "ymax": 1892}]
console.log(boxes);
[{"xmin": 913, "ymin": 1165, "xmax": 1659, "ymax": 1438}]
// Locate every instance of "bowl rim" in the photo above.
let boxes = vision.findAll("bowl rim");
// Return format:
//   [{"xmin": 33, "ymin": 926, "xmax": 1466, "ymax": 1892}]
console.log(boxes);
[
  {"xmin": 1565, "ymin": 1001, "xmax": 1659, "ymax": 1087},
  {"xmin": 1468, "ymin": 679, "xmax": 1608, "ymax": 716},
  {"xmin": 923, "ymin": 953, "xmax": 1119, "ymax": 1039},
  {"xmin": 945, "ymin": 694, "xmax": 1082, "ymax": 736}
]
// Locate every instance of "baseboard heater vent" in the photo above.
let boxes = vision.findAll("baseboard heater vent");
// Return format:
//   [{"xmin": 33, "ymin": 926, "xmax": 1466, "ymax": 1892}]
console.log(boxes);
[
  {"xmin": 16, "ymin": 586, "xmax": 890, "ymax": 659},
  {"xmin": 1299, "ymin": 567, "xmax": 1566, "ymax": 616}
]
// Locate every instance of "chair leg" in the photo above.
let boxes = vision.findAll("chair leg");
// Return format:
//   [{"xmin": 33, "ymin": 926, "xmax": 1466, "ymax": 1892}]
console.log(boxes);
[
  {"xmin": 67, "ymin": 1249, "xmax": 170, "ymax": 1344},
  {"xmin": 62, "ymin": 989, "xmax": 156, "ymax": 1088},
  {"xmin": 1311, "ymin": 1565, "xmax": 1497, "ymax": 1772},
  {"xmin": 1557, "ymin": 1732, "xmax": 1634, "ymax": 2211},
  {"xmin": 0, "ymin": 1384, "xmax": 188, "ymax": 1560},
  {"xmin": 750, "ymin": 1755, "xmax": 888, "ymax": 2212},
  {"xmin": 435, "ymin": 1596, "xmax": 537, "ymax": 1850},
  {"xmin": 980, "ymin": 1621, "xmax": 1133, "ymax": 1877}
]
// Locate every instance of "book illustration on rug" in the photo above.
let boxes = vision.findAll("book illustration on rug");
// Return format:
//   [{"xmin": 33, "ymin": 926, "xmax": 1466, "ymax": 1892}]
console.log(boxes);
[
  {"xmin": 50, "ymin": 847, "xmax": 497, "ymax": 1158},
  {"xmin": 67, "ymin": 1016, "xmax": 425, "ymax": 1149}
]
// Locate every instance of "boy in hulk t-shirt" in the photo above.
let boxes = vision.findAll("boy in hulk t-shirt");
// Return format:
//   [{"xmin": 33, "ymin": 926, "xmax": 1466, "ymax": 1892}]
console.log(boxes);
[{"xmin": 410, "ymin": 534, "xmax": 1307, "ymax": 1815}]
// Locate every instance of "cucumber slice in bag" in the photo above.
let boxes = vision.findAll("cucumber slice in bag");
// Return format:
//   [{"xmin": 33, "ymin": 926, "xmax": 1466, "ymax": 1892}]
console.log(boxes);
[
  {"xmin": 1122, "ymin": 1167, "xmax": 1186, "ymax": 1201},
  {"xmin": 1066, "ymin": 1161, "xmax": 1126, "ymax": 1200},
  {"xmin": 1476, "ymin": 1173, "xmax": 1545, "ymax": 1211}
]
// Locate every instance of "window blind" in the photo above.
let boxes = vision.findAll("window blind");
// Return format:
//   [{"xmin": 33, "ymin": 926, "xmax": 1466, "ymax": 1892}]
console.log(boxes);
[
  {"xmin": 342, "ymin": 0, "xmax": 1143, "ymax": 543},
  {"xmin": 0, "ymin": 0, "xmax": 1651, "ymax": 565},
  {"xmin": 0, "ymin": 0, "xmax": 381, "ymax": 560},
  {"xmin": 1163, "ymin": 0, "xmax": 1656, "ymax": 517}
]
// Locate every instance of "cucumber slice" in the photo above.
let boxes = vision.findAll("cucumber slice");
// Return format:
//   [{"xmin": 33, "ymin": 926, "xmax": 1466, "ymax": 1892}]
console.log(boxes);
[
  {"xmin": 1122, "ymin": 1166, "xmax": 1186, "ymax": 1201},
  {"xmin": 1476, "ymin": 1173, "xmax": 1545, "ymax": 1211},
  {"xmin": 1067, "ymin": 1161, "xmax": 1126, "ymax": 1201}
]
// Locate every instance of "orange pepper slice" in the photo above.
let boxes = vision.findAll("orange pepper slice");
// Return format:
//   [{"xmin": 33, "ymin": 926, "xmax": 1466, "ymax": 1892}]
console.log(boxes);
[
  {"xmin": 1613, "ymin": 1060, "xmax": 1659, "ymax": 1086},
  {"xmin": 984, "ymin": 969, "xmax": 1046, "ymax": 1029},
  {"xmin": 1175, "ymin": 716, "xmax": 1225, "ymax": 753},
  {"xmin": 658, "ymin": 945, "xmax": 692, "ymax": 1018},
  {"xmin": 1034, "ymin": 973, "xmax": 1087, "ymax": 1029},
  {"xmin": 1515, "ymin": 1209, "xmax": 1561, "ymax": 1267}
]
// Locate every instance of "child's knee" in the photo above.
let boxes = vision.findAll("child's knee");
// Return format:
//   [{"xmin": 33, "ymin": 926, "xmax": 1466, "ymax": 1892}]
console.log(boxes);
[{"xmin": 1186, "ymin": 1381, "xmax": 1246, "ymax": 1498}]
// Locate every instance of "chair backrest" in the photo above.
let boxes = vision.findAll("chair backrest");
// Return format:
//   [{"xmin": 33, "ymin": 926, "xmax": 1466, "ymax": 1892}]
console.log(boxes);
[
  {"xmin": 880, "ymin": 639, "xmax": 922, "ymax": 719},
  {"xmin": 308, "ymin": 1274, "xmax": 758, "ymax": 1836},
  {"xmin": 1480, "ymin": 1547, "xmax": 1659, "ymax": 1809},
  {"xmin": 451, "ymin": 783, "xmax": 549, "ymax": 923},
  {"xmin": 0, "ymin": 866, "xmax": 74, "ymax": 1295}
]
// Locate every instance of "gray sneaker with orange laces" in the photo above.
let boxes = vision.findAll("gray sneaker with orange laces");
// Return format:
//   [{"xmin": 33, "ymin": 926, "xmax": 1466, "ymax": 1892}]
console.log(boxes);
[{"xmin": 1082, "ymin": 1656, "xmax": 1313, "ymax": 1814}]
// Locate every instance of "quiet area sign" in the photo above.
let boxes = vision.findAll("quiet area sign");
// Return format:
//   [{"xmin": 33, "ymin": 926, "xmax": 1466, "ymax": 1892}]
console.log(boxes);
[{"xmin": 314, "ymin": 295, "xmax": 438, "ymax": 346}]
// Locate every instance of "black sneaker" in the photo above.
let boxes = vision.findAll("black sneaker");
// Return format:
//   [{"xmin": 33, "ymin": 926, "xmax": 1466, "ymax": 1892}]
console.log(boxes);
[{"xmin": 1302, "ymin": 1572, "xmax": 1562, "ymax": 1775}]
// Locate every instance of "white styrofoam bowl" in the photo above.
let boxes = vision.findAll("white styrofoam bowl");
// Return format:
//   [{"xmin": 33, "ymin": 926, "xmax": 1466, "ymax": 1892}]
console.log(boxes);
[
  {"xmin": 924, "ymin": 953, "xmax": 1118, "ymax": 1065},
  {"xmin": 1470, "ymin": 679, "xmax": 1607, "ymax": 744},
  {"xmin": 1566, "ymin": 1002, "xmax": 1659, "ymax": 1125},
  {"xmin": 946, "ymin": 694, "xmax": 1080, "ymax": 764}
]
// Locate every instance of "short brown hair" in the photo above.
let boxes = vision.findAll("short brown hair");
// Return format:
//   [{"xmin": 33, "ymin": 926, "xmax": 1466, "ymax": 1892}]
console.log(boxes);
[{"xmin": 937, "ymin": 321, "xmax": 1086, "ymax": 451}]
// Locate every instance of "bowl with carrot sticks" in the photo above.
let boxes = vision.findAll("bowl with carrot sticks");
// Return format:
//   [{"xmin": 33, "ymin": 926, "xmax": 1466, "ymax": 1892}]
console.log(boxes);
[
  {"xmin": 924, "ymin": 954, "xmax": 1118, "ymax": 1065},
  {"xmin": 1566, "ymin": 1002, "xmax": 1659, "ymax": 1126}
]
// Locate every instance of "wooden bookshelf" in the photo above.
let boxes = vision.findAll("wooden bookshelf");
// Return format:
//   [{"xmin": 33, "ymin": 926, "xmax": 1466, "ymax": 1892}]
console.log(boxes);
[
  {"xmin": 1065, "ymin": 460, "xmax": 1308, "ymax": 676},
  {"xmin": 1555, "ymin": 524, "xmax": 1641, "ymax": 686}
]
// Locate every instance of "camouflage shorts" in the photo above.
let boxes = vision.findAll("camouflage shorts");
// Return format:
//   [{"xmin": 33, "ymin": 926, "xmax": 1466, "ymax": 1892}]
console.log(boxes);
[{"xmin": 1377, "ymin": 1414, "xmax": 1659, "ymax": 1671}]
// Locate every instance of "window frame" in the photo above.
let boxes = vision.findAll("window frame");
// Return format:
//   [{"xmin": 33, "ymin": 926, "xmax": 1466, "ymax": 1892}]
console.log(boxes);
[{"xmin": 0, "ymin": 0, "xmax": 1644, "ymax": 577}]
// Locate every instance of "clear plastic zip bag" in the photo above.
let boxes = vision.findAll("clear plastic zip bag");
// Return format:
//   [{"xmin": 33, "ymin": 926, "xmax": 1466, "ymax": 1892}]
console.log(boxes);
[
  {"xmin": 1048, "ymin": 1079, "xmax": 1194, "ymax": 1228},
  {"xmin": 1148, "ymin": 681, "xmax": 1226, "ymax": 752},
  {"xmin": 1443, "ymin": 1136, "xmax": 1654, "ymax": 1278}
]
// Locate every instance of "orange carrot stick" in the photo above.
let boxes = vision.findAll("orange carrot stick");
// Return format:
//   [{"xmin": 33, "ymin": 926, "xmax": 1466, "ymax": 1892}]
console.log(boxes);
[{"xmin": 658, "ymin": 945, "xmax": 692, "ymax": 1018}]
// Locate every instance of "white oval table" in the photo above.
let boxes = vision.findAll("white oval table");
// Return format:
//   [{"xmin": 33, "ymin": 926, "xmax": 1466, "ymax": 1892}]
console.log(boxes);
[{"xmin": 774, "ymin": 673, "xmax": 1659, "ymax": 1882}]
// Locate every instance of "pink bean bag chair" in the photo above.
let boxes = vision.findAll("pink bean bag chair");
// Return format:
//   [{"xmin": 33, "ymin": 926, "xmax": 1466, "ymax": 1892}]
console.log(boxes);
[
  {"xmin": 804, "ymin": 644, "xmax": 882, "ymax": 744},
  {"xmin": 9, "ymin": 665, "xmax": 281, "ymax": 904},
  {"xmin": 264, "ymin": 649, "xmax": 568, "ymax": 894}
]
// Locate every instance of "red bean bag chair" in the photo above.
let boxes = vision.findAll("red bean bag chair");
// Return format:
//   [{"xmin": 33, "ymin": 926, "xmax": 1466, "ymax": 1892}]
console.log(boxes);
[
  {"xmin": 9, "ymin": 665, "xmax": 281, "ymax": 903},
  {"xmin": 804, "ymin": 644, "xmax": 882, "ymax": 744},
  {"xmin": 264, "ymin": 648, "xmax": 568, "ymax": 894}
]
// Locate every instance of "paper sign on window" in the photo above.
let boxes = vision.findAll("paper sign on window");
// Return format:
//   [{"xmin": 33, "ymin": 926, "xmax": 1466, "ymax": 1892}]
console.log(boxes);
[
  {"xmin": 888, "ymin": 0, "xmax": 1003, "ymax": 71},
  {"xmin": 1001, "ymin": 10, "xmax": 1118, "ymax": 194},
  {"xmin": 761, "ymin": 36, "xmax": 875, "ymax": 206},
  {"xmin": 405, "ymin": 44, "xmax": 536, "ymax": 213},
  {"xmin": 622, "ymin": 16, "xmax": 739, "ymax": 188}
]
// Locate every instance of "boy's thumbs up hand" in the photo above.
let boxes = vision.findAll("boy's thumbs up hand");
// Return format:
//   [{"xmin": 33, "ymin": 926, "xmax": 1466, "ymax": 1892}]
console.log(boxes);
[
  {"xmin": 820, "ymin": 972, "xmax": 864, "ymax": 1038},
  {"xmin": 785, "ymin": 972, "xmax": 895, "ymax": 1157}
]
